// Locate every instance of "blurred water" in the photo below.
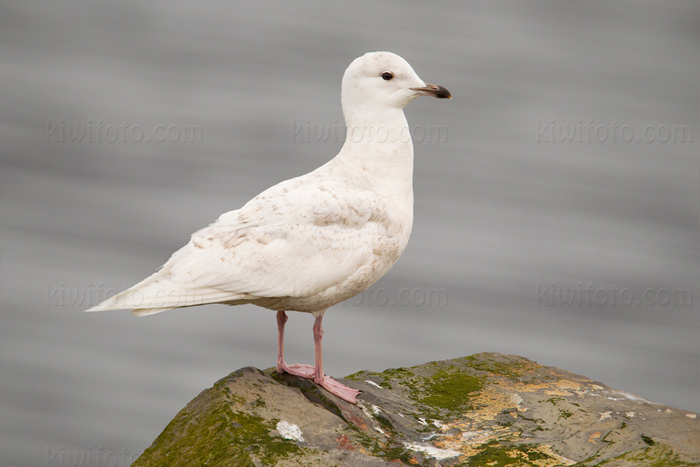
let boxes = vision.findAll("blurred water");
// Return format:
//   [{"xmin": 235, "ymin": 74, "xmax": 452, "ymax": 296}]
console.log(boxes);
[{"xmin": 1, "ymin": 1, "xmax": 699, "ymax": 466}]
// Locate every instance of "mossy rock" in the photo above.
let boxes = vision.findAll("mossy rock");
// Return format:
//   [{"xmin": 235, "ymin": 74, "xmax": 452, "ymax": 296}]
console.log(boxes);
[
  {"xmin": 133, "ymin": 353, "xmax": 700, "ymax": 466},
  {"xmin": 133, "ymin": 370, "xmax": 308, "ymax": 467}
]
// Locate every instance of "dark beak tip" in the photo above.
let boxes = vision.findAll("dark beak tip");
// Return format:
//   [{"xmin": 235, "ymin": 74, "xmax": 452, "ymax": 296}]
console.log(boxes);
[
  {"xmin": 413, "ymin": 83, "xmax": 452, "ymax": 99},
  {"xmin": 433, "ymin": 84, "xmax": 452, "ymax": 99},
  {"xmin": 438, "ymin": 86, "xmax": 452, "ymax": 99}
]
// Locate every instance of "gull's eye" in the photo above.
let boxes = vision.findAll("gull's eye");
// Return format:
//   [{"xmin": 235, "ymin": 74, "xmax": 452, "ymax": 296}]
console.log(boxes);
[{"xmin": 381, "ymin": 71, "xmax": 394, "ymax": 81}]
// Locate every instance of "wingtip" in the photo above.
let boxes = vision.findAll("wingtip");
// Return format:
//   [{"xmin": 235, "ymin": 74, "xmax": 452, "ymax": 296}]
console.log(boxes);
[{"xmin": 85, "ymin": 303, "xmax": 121, "ymax": 312}]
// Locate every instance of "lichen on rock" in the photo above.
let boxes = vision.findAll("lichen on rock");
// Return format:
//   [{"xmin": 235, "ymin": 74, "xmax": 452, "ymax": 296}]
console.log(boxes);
[{"xmin": 133, "ymin": 353, "xmax": 700, "ymax": 466}]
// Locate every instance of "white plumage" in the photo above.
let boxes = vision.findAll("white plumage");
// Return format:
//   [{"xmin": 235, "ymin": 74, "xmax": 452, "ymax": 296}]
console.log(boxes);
[
  {"xmin": 87, "ymin": 52, "xmax": 450, "ymax": 402},
  {"xmin": 88, "ymin": 171, "xmax": 407, "ymax": 316}
]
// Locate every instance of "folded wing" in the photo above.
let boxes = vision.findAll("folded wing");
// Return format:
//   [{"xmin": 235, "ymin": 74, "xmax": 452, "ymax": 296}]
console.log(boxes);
[{"xmin": 87, "ymin": 176, "xmax": 384, "ymax": 315}]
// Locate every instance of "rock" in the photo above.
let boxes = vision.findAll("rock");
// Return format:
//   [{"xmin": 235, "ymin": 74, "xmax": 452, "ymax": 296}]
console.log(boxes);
[{"xmin": 133, "ymin": 353, "xmax": 699, "ymax": 466}]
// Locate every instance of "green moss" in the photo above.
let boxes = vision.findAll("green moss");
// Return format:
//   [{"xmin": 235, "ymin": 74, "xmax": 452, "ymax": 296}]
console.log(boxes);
[
  {"xmin": 527, "ymin": 450, "xmax": 549, "ymax": 461},
  {"xmin": 517, "ymin": 413, "xmax": 536, "ymax": 422},
  {"xmin": 344, "ymin": 365, "xmax": 485, "ymax": 464},
  {"xmin": 380, "ymin": 444, "xmax": 415, "ymax": 464},
  {"xmin": 592, "ymin": 443, "xmax": 697, "ymax": 467},
  {"xmin": 572, "ymin": 453, "xmax": 601, "ymax": 466},
  {"xmin": 233, "ymin": 411, "xmax": 301, "ymax": 463},
  {"xmin": 466, "ymin": 442, "xmax": 552, "ymax": 467},
  {"xmin": 343, "ymin": 370, "xmax": 365, "ymax": 381},
  {"xmin": 641, "ymin": 434, "xmax": 654, "ymax": 446},
  {"xmin": 342, "ymin": 370, "xmax": 394, "ymax": 390},
  {"xmin": 133, "ymin": 377, "xmax": 306, "ymax": 466},
  {"xmin": 377, "ymin": 368, "xmax": 420, "ymax": 399},
  {"xmin": 559, "ymin": 409, "xmax": 573, "ymax": 419},
  {"xmin": 545, "ymin": 397, "xmax": 565, "ymax": 405},
  {"xmin": 373, "ymin": 413, "xmax": 397, "ymax": 436},
  {"xmin": 460, "ymin": 355, "xmax": 527, "ymax": 378},
  {"xmin": 349, "ymin": 359, "xmax": 485, "ymax": 417},
  {"xmin": 418, "ymin": 368, "xmax": 484, "ymax": 413},
  {"xmin": 381, "ymin": 367, "xmax": 414, "ymax": 378},
  {"xmin": 344, "ymin": 422, "xmax": 424, "ymax": 466},
  {"xmin": 229, "ymin": 392, "xmax": 246, "ymax": 405}
]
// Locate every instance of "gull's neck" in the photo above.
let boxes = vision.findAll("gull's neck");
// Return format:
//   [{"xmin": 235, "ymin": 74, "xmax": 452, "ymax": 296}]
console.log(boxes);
[{"xmin": 334, "ymin": 106, "xmax": 414, "ymax": 200}]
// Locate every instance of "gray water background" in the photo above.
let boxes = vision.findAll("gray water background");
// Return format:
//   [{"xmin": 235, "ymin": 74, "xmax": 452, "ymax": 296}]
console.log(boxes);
[{"xmin": 1, "ymin": 1, "xmax": 699, "ymax": 465}]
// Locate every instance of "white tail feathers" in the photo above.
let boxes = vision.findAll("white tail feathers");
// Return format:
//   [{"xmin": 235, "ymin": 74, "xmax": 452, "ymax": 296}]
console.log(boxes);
[{"xmin": 85, "ymin": 279, "xmax": 249, "ymax": 315}]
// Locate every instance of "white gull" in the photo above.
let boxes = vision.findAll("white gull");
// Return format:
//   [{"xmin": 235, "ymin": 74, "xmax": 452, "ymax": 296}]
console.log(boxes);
[{"xmin": 87, "ymin": 51, "xmax": 451, "ymax": 403}]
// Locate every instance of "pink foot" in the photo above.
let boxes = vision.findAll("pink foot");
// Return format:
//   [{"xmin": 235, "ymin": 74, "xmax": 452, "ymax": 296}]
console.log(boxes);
[
  {"xmin": 277, "ymin": 362, "xmax": 315, "ymax": 379},
  {"xmin": 317, "ymin": 375, "xmax": 361, "ymax": 403},
  {"xmin": 276, "ymin": 362, "xmax": 360, "ymax": 403},
  {"xmin": 275, "ymin": 310, "xmax": 361, "ymax": 403}
]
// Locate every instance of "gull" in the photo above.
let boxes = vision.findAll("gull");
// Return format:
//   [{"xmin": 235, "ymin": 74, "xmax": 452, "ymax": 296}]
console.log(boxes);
[{"xmin": 87, "ymin": 52, "xmax": 451, "ymax": 403}]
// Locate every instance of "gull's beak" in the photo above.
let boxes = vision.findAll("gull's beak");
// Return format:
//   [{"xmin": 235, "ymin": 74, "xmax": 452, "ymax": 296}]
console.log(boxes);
[{"xmin": 411, "ymin": 83, "xmax": 452, "ymax": 99}]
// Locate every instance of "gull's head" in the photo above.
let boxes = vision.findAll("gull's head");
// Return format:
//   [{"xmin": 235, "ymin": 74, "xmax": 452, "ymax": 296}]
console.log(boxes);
[{"xmin": 341, "ymin": 51, "xmax": 451, "ymax": 114}]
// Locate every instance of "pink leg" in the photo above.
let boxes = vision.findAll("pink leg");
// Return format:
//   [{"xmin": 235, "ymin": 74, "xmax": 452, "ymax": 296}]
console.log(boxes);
[
  {"xmin": 311, "ymin": 311, "xmax": 361, "ymax": 404},
  {"xmin": 276, "ymin": 311, "xmax": 289, "ymax": 372},
  {"xmin": 275, "ymin": 310, "xmax": 360, "ymax": 404},
  {"xmin": 312, "ymin": 312, "xmax": 324, "ymax": 384},
  {"xmin": 276, "ymin": 311, "xmax": 314, "ymax": 378}
]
